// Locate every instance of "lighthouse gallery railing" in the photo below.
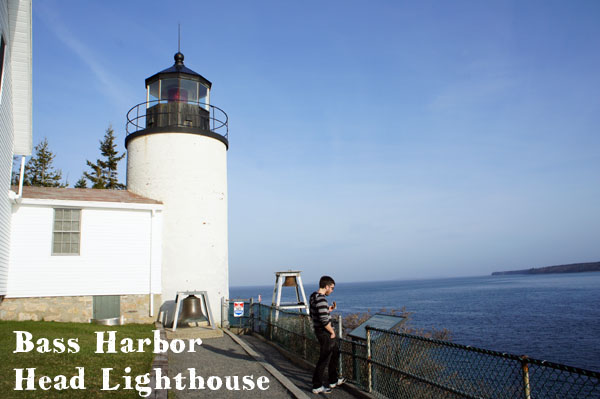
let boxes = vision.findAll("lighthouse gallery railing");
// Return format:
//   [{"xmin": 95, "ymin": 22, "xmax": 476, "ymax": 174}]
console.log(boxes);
[{"xmin": 126, "ymin": 100, "xmax": 228, "ymax": 139}]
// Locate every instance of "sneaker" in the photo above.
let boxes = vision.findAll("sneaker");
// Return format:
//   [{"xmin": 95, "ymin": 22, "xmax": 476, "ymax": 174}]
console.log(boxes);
[
  {"xmin": 312, "ymin": 386, "xmax": 332, "ymax": 394},
  {"xmin": 329, "ymin": 378, "xmax": 346, "ymax": 388}
]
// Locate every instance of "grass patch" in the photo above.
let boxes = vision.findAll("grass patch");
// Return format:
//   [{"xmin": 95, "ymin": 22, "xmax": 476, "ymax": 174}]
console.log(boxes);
[{"xmin": 1, "ymin": 320, "xmax": 155, "ymax": 398}]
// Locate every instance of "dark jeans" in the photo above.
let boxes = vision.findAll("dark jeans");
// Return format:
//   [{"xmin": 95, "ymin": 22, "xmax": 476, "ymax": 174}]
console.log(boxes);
[{"xmin": 312, "ymin": 330, "xmax": 340, "ymax": 389}]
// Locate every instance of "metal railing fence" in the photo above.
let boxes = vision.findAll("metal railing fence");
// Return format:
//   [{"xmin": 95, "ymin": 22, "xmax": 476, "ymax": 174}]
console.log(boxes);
[
  {"xmin": 226, "ymin": 302, "xmax": 600, "ymax": 399},
  {"xmin": 126, "ymin": 99, "xmax": 228, "ymax": 138},
  {"xmin": 365, "ymin": 327, "xmax": 600, "ymax": 399}
]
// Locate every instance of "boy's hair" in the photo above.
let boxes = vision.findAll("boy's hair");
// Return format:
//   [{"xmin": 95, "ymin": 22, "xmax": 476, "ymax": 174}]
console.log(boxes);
[{"xmin": 319, "ymin": 275, "xmax": 335, "ymax": 288}]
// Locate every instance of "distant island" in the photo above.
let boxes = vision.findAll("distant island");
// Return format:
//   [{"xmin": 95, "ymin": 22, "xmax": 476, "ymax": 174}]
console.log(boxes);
[{"xmin": 492, "ymin": 261, "xmax": 600, "ymax": 276}]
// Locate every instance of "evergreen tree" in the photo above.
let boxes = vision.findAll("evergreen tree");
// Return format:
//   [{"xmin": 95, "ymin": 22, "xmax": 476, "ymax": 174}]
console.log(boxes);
[
  {"xmin": 11, "ymin": 156, "xmax": 23, "ymax": 186},
  {"xmin": 83, "ymin": 161, "xmax": 106, "ymax": 189},
  {"xmin": 83, "ymin": 125, "xmax": 126, "ymax": 189},
  {"xmin": 74, "ymin": 176, "xmax": 87, "ymax": 188},
  {"xmin": 23, "ymin": 138, "xmax": 66, "ymax": 187}
]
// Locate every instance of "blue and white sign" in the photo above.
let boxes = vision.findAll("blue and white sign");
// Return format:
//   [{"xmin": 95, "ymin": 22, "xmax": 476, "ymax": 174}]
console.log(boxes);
[{"xmin": 233, "ymin": 301, "xmax": 244, "ymax": 317}]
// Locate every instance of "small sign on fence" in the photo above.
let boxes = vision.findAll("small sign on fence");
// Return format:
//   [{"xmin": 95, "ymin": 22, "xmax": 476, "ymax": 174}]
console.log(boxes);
[
  {"xmin": 348, "ymin": 313, "xmax": 406, "ymax": 340},
  {"xmin": 233, "ymin": 301, "xmax": 244, "ymax": 317}
]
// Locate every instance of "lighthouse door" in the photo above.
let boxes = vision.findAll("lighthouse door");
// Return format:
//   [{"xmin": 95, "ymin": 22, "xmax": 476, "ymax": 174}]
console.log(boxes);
[{"xmin": 93, "ymin": 295, "xmax": 120, "ymax": 320}]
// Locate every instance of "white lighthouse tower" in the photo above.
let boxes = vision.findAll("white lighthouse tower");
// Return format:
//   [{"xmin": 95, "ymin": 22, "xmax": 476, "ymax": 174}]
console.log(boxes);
[{"xmin": 125, "ymin": 52, "xmax": 229, "ymax": 324}]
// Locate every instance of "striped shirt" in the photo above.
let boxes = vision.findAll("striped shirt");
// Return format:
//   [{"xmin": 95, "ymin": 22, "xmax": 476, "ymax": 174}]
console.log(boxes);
[{"xmin": 309, "ymin": 292, "xmax": 330, "ymax": 330}]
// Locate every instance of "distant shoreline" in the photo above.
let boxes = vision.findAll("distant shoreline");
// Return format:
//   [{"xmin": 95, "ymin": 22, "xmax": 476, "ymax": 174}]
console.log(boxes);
[{"xmin": 492, "ymin": 261, "xmax": 600, "ymax": 276}]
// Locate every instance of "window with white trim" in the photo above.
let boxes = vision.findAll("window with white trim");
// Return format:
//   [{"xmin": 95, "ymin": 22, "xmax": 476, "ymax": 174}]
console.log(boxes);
[{"xmin": 52, "ymin": 208, "xmax": 81, "ymax": 255}]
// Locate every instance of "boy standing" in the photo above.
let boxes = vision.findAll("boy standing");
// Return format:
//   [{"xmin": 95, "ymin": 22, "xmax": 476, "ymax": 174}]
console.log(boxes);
[{"xmin": 309, "ymin": 275, "xmax": 345, "ymax": 394}]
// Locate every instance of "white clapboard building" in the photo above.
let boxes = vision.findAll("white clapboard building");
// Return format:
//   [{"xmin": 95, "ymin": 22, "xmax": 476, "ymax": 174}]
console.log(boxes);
[
  {"xmin": 0, "ymin": 0, "xmax": 230, "ymax": 325},
  {"xmin": 3, "ymin": 187, "xmax": 164, "ymax": 323}
]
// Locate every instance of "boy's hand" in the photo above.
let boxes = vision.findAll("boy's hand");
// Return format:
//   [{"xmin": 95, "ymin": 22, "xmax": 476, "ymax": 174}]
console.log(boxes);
[{"xmin": 329, "ymin": 301, "xmax": 337, "ymax": 312}]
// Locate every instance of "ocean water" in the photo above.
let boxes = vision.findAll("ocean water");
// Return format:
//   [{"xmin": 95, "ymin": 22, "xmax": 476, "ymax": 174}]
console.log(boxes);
[{"xmin": 230, "ymin": 272, "xmax": 600, "ymax": 371}]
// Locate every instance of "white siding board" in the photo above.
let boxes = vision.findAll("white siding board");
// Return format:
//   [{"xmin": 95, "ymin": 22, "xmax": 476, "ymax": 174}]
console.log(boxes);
[
  {"xmin": 0, "ymin": 0, "xmax": 15, "ymax": 295},
  {"xmin": 8, "ymin": 204, "xmax": 162, "ymax": 297},
  {"xmin": 8, "ymin": 0, "xmax": 31, "ymax": 156}
]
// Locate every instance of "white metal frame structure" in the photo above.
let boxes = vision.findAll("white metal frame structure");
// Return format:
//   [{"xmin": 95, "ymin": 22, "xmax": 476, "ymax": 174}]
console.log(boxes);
[{"xmin": 271, "ymin": 271, "xmax": 309, "ymax": 320}]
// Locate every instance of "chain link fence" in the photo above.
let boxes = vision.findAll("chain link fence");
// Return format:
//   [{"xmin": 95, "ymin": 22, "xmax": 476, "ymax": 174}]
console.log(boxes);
[{"xmin": 226, "ymin": 301, "xmax": 600, "ymax": 398}]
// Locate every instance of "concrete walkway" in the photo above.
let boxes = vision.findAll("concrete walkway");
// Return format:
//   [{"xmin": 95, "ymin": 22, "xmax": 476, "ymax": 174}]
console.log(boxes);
[
  {"xmin": 165, "ymin": 329, "xmax": 365, "ymax": 398},
  {"xmin": 238, "ymin": 333, "xmax": 362, "ymax": 399},
  {"xmin": 168, "ymin": 332, "xmax": 294, "ymax": 398}
]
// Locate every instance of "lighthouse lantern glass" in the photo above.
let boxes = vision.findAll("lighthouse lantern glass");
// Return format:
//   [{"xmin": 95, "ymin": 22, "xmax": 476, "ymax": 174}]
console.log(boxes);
[
  {"xmin": 199, "ymin": 84, "xmax": 209, "ymax": 109},
  {"xmin": 148, "ymin": 81, "xmax": 159, "ymax": 102},
  {"xmin": 160, "ymin": 79, "xmax": 183, "ymax": 102},
  {"xmin": 180, "ymin": 79, "xmax": 198, "ymax": 103}
]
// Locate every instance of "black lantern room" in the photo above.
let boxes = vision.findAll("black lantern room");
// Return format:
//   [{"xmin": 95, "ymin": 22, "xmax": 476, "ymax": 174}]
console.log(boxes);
[
  {"xmin": 126, "ymin": 52, "xmax": 228, "ymax": 148},
  {"xmin": 146, "ymin": 52, "xmax": 211, "ymax": 107}
]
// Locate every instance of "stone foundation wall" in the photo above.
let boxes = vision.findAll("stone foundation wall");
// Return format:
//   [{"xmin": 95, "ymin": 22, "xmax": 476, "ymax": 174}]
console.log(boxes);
[
  {"xmin": 0, "ymin": 296, "xmax": 92, "ymax": 323},
  {"xmin": 121, "ymin": 294, "xmax": 162, "ymax": 324},
  {"xmin": 0, "ymin": 294, "xmax": 162, "ymax": 324}
]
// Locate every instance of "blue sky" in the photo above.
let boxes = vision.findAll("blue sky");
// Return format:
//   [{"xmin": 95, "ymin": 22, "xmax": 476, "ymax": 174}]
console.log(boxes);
[{"xmin": 30, "ymin": 1, "xmax": 600, "ymax": 285}]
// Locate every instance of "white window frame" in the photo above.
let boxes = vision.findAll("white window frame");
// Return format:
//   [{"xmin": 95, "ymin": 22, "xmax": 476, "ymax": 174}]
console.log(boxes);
[{"xmin": 52, "ymin": 208, "xmax": 82, "ymax": 256}]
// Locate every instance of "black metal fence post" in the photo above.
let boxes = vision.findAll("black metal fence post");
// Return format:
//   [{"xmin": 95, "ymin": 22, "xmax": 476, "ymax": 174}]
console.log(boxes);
[
  {"xmin": 352, "ymin": 340, "xmax": 359, "ymax": 383},
  {"xmin": 258, "ymin": 303, "xmax": 262, "ymax": 334},
  {"xmin": 249, "ymin": 298, "xmax": 254, "ymax": 332},
  {"xmin": 302, "ymin": 315, "xmax": 307, "ymax": 359},
  {"xmin": 268, "ymin": 306, "xmax": 273, "ymax": 341}
]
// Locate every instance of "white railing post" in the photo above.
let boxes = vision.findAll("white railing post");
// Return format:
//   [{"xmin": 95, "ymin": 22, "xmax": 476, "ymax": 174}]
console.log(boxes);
[
  {"xmin": 367, "ymin": 327, "xmax": 372, "ymax": 393},
  {"xmin": 338, "ymin": 314, "xmax": 343, "ymax": 377},
  {"xmin": 521, "ymin": 356, "xmax": 532, "ymax": 399}
]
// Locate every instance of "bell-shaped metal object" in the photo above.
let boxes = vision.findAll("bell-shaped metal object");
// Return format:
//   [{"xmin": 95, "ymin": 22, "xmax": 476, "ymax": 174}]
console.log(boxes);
[
  {"xmin": 178, "ymin": 295, "xmax": 207, "ymax": 324},
  {"xmin": 283, "ymin": 276, "xmax": 297, "ymax": 287}
]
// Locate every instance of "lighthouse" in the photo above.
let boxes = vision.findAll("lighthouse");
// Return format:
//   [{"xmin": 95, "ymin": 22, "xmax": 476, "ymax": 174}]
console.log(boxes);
[{"xmin": 125, "ymin": 52, "xmax": 229, "ymax": 325}]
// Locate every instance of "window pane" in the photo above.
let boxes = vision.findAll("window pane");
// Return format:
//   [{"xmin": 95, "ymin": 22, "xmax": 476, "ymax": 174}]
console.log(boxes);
[
  {"xmin": 72, "ymin": 221, "xmax": 80, "ymax": 231},
  {"xmin": 55, "ymin": 209, "xmax": 64, "ymax": 220},
  {"xmin": 149, "ymin": 81, "xmax": 159, "ymax": 102},
  {"xmin": 161, "ymin": 79, "xmax": 181, "ymax": 101},
  {"xmin": 53, "ymin": 242, "xmax": 61, "ymax": 253},
  {"xmin": 199, "ymin": 84, "xmax": 208, "ymax": 104},
  {"xmin": 180, "ymin": 79, "xmax": 198, "ymax": 103},
  {"xmin": 54, "ymin": 220, "xmax": 62, "ymax": 230},
  {"xmin": 71, "ymin": 210, "xmax": 80, "ymax": 221}
]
